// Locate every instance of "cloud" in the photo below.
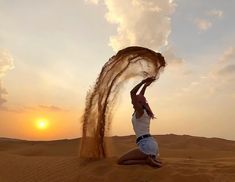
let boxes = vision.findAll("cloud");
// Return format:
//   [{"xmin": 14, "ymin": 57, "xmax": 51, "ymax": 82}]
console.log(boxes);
[
  {"xmin": 24, "ymin": 105, "xmax": 67, "ymax": 112},
  {"xmin": 173, "ymin": 46, "xmax": 235, "ymax": 99},
  {"xmin": 194, "ymin": 18, "xmax": 212, "ymax": 31},
  {"xmin": 217, "ymin": 64, "xmax": 235, "ymax": 76},
  {"xmin": 86, "ymin": 0, "xmax": 188, "ymax": 73},
  {"xmin": 0, "ymin": 49, "xmax": 14, "ymax": 77},
  {"xmin": 214, "ymin": 47, "xmax": 235, "ymax": 78},
  {"xmin": 0, "ymin": 85, "xmax": 7, "ymax": 106},
  {"xmin": 38, "ymin": 105, "xmax": 67, "ymax": 112},
  {"xmin": 218, "ymin": 47, "xmax": 235, "ymax": 63},
  {"xmin": 0, "ymin": 49, "xmax": 14, "ymax": 107},
  {"xmin": 162, "ymin": 46, "xmax": 191, "ymax": 75},
  {"xmin": 181, "ymin": 81, "xmax": 200, "ymax": 93},
  {"xmin": 1, "ymin": 104, "xmax": 68, "ymax": 113},
  {"xmin": 198, "ymin": 46, "xmax": 235, "ymax": 97},
  {"xmin": 207, "ymin": 9, "xmax": 223, "ymax": 18},
  {"xmin": 163, "ymin": 46, "xmax": 184, "ymax": 66},
  {"xmin": 194, "ymin": 9, "xmax": 223, "ymax": 32},
  {"xmin": 85, "ymin": 0, "xmax": 100, "ymax": 5},
  {"xmin": 103, "ymin": 0, "xmax": 176, "ymax": 52},
  {"xmin": 208, "ymin": 46, "xmax": 235, "ymax": 81}
]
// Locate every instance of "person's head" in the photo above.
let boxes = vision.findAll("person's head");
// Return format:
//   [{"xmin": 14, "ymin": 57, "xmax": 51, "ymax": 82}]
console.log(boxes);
[
  {"xmin": 136, "ymin": 94, "xmax": 155, "ymax": 119},
  {"xmin": 136, "ymin": 94, "xmax": 147, "ymax": 106}
]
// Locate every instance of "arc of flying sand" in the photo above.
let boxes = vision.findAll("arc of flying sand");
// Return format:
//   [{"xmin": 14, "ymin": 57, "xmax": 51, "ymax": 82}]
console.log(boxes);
[
  {"xmin": 79, "ymin": 46, "xmax": 166, "ymax": 159},
  {"xmin": 96, "ymin": 59, "xmax": 135, "ymax": 157}
]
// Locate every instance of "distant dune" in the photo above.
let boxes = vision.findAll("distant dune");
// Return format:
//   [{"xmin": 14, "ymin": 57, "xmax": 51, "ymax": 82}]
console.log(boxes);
[{"xmin": 0, "ymin": 134, "xmax": 235, "ymax": 182}]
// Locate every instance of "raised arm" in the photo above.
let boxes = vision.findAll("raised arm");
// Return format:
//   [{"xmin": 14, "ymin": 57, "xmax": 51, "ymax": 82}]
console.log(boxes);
[
  {"xmin": 139, "ymin": 77, "xmax": 156, "ymax": 95},
  {"xmin": 130, "ymin": 77, "xmax": 156, "ymax": 115},
  {"xmin": 130, "ymin": 80, "xmax": 145, "ymax": 115},
  {"xmin": 130, "ymin": 76, "xmax": 156, "ymax": 97},
  {"xmin": 130, "ymin": 80, "xmax": 145, "ymax": 97},
  {"xmin": 139, "ymin": 84, "xmax": 147, "ymax": 95}
]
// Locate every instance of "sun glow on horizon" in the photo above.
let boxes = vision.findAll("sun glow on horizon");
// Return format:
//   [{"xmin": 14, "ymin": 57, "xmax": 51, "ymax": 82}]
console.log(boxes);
[{"xmin": 35, "ymin": 118, "xmax": 49, "ymax": 130}]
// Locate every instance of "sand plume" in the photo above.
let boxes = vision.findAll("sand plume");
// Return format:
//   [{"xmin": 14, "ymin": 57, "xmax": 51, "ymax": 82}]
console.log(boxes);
[{"xmin": 79, "ymin": 46, "xmax": 166, "ymax": 158}]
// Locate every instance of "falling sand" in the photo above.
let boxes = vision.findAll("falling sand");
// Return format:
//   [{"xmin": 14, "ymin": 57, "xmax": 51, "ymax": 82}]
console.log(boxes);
[{"xmin": 79, "ymin": 46, "xmax": 166, "ymax": 158}]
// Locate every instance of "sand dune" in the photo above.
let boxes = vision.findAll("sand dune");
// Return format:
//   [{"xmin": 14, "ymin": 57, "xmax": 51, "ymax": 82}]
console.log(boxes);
[{"xmin": 0, "ymin": 134, "xmax": 235, "ymax": 182}]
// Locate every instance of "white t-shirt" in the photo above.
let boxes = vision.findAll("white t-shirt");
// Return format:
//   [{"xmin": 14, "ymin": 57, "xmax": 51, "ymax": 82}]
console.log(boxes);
[{"xmin": 131, "ymin": 109, "xmax": 150, "ymax": 138}]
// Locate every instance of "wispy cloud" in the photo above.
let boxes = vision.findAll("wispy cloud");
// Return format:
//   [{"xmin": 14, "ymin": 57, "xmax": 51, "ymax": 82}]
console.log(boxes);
[
  {"xmin": 38, "ymin": 105, "xmax": 67, "ymax": 112},
  {"xmin": 207, "ymin": 9, "xmax": 223, "ymax": 18},
  {"xmin": 85, "ymin": 0, "xmax": 100, "ymax": 5},
  {"xmin": 194, "ymin": 18, "xmax": 212, "ymax": 31},
  {"xmin": 217, "ymin": 65, "xmax": 235, "ymax": 76},
  {"xmin": 187, "ymin": 46, "xmax": 235, "ymax": 97},
  {"xmin": 1, "ymin": 104, "xmax": 68, "ymax": 113},
  {"xmin": 0, "ymin": 49, "xmax": 14, "ymax": 107},
  {"xmin": 218, "ymin": 47, "xmax": 235, "ymax": 63},
  {"xmin": 172, "ymin": 45, "xmax": 235, "ymax": 100},
  {"xmin": 194, "ymin": 9, "xmax": 223, "ymax": 32},
  {"xmin": 24, "ymin": 105, "xmax": 68, "ymax": 112},
  {"xmin": 163, "ymin": 46, "xmax": 184, "ymax": 66},
  {"xmin": 163, "ymin": 46, "xmax": 192, "ymax": 75},
  {"xmin": 214, "ymin": 47, "xmax": 235, "ymax": 78}
]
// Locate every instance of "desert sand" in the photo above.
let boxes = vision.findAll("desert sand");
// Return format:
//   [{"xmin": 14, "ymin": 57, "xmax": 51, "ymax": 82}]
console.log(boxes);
[{"xmin": 0, "ymin": 134, "xmax": 235, "ymax": 182}]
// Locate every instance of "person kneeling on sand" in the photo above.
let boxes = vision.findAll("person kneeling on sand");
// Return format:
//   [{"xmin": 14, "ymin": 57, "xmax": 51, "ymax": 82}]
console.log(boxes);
[{"xmin": 117, "ymin": 77, "xmax": 162, "ymax": 168}]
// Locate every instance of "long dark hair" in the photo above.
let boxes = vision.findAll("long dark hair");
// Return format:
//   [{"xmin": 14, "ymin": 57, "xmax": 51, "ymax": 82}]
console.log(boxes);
[{"xmin": 137, "ymin": 94, "xmax": 155, "ymax": 119}]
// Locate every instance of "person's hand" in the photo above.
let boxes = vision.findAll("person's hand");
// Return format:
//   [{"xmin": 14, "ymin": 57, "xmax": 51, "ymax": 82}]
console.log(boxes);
[
  {"xmin": 145, "ymin": 81, "xmax": 152, "ymax": 86},
  {"xmin": 142, "ymin": 76, "xmax": 156, "ymax": 85}
]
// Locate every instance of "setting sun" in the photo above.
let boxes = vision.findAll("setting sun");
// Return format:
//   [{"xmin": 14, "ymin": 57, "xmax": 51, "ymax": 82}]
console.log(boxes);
[{"xmin": 36, "ymin": 118, "xmax": 49, "ymax": 130}]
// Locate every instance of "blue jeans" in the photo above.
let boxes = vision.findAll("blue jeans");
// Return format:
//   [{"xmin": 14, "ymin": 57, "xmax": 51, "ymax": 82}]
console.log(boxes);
[{"xmin": 137, "ymin": 137, "xmax": 159, "ymax": 156}]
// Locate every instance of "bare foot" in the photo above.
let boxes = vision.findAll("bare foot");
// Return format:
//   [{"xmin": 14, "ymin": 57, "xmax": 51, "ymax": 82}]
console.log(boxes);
[
  {"xmin": 155, "ymin": 159, "xmax": 162, "ymax": 164},
  {"xmin": 150, "ymin": 155, "xmax": 162, "ymax": 164},
  {"xmin": 146, "ymin": 156, "xmax": 162, "ymax": 168}
]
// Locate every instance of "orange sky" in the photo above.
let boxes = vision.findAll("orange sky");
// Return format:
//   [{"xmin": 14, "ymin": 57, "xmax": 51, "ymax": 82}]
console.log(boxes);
[{"xmin": 0, "ymin": 0, "xmax": 235, "ymax": 140}]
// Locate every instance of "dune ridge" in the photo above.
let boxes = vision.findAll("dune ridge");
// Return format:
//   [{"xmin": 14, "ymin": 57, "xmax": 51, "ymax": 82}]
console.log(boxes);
[{"xmin": 0, "ymin": 134, "xmax": 235, "ymax": 182}]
